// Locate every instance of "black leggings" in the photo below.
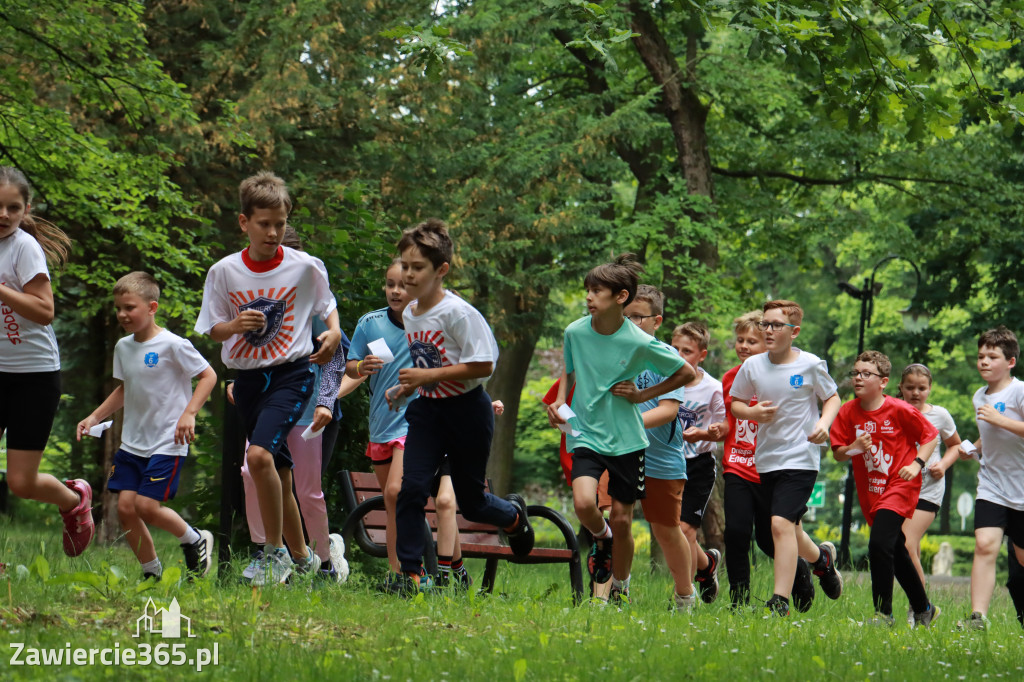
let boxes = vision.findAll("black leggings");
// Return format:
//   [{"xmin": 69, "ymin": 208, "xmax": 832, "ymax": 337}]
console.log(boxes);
[
  {"xmin": 723, "ymin": 473, "xmax": 775, "ymax": 589},
  {"xmin": 1008, "ymin": 540, "xmax": 1024, "ymax": 627},
  {"xmin": 869, "ymin": 509, "xmax": 929, "ymax": 615}
]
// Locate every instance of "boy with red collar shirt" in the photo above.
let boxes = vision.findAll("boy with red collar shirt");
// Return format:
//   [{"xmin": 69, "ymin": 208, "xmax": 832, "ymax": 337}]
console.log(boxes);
[
  {"xmin": 195, "ymin": 172, "xmax": 341, "ymax": 586},
  {"xmin": 831, "ymin": 350, "xmax": 940, "ymax": 627}
]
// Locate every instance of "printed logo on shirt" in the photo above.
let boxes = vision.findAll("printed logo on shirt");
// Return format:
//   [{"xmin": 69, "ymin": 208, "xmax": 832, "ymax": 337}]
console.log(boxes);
[
  {"xmin": 144, "ymin": 352, "xmax": 159, "ymax": 367},
  {"xmin": 995, "ymin": 402, "xmax": 1007, "ymax": 413},
  {"xmin": 863, "ymin": 421, "xmax": 876, "ymax": 433},
  {"xmin": 226, "ymin": 289, "xmax": 296, "ymax": 361},
  {"xmin": 863, "ymin": 440, "xmax": 892, "ymax": 476},
  {"xmin": 789, "ymin": 374, "xmax": 804, "ymax": 388},
  {"xmin": 678, "ymin": 406, "xmax": 698, "ymax": 430},
  {"xmin": 407, "ymin": 330, "xmax": 465, "ymax": 398},
  {"xmin": 734, "ymin": 419, "xmax": 757, "ymax": 448}
]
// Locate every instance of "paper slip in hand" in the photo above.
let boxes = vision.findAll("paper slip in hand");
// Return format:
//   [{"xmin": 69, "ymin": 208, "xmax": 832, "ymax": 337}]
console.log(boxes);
[
  {"xmin": 86, "ymin": 421, "xmax": 113, "ymax": 438},
  {"xmin": 961, "ymin": 440, "xmax": 979, "ymax": 459},
  {"xmin": 847, "ymin": 428, "xmax": 867, "ymax": 456},
  {"xmin": 367, "ymin": 338, "xmax": 395, "ymax": 364},
  {"xmin": 301, "ymin": 424, "xmax": 325, "ymax": 441},
  {"xmin": 556, "ymin": 404, "xmax": 581, "ymax": 437}
]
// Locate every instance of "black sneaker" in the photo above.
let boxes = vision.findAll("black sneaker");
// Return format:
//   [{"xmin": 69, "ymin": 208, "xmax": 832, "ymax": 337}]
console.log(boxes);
[
  {"xmin": 588, "ymin": 535, "xmax": 614, "ymax": 584},
  {"xmin": 376, "ymin": 572, "xmax": 419, "ymax": 597},
  {"xmin": 436, "ymin": 570, "xmax": 473, "ymax": 591},
  {"xmin": 454, "ymin": 569, "xmax": 472, "ymax": 590},
  {"xmin": 695, "ymin": 548, "xmax": 721, "ymax": 604},
  {"xmin": 913, "ymin": 603, "xmax": 941, "ymax": 629},
  {"xmin": 792, "ymin": 557, "xmax": 815, "ymax": 612},
  {"xmin": 766, "ymin": 594, "xmax": 790, "ymax": 617},
  {"xmin": 142, "ymin": 571, "xmax": 161, "ymax": 583},
  {"xmin": 812, "ymin": 541, "xmax": 843, "ymax": 600},
  {"xmin": 500, "ymin": 494, "xmax": 535, "ymax": 557},
  {"xmin": 182, "ymin": 528, "xmax": 214, "ymax": 580}
]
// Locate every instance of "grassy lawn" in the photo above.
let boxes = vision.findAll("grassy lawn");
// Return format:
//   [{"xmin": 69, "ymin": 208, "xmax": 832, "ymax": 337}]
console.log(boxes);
[{"xmin": 1, "ymin": 517, "xmax": 1023, "ymax": 681}]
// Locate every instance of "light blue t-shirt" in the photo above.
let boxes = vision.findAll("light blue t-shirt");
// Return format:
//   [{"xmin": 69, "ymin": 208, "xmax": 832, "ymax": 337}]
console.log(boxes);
[
  {"xmin": 348, "ymin": 307, "xmax": 417, "ymax": 442},
  {"xmin": 637, "ymin": 353, "xmax": 688, "ymax": 480}
]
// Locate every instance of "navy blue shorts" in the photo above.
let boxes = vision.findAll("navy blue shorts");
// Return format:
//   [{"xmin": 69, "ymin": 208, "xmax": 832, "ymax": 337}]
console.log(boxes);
[
  {"xmin": 233, "ymin": 359, "xmax": 314, "ymax": 469},
  {"xmin": 0, "ymin": 370, "xmax": 61, "ymax": 451},
  {"xmin": 107, "ymin": 449, "xmax": 185, "ymax": 501}
]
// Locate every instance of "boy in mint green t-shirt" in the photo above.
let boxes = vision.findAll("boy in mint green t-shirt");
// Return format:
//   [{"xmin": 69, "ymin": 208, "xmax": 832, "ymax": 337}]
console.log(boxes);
[{"xmin": 548, "ymin": 255, "xmax": 693, "ymax": 604}]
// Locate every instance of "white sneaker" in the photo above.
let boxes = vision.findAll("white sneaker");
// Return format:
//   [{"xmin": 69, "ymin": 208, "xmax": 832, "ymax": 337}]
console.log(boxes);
[
  {"xmin": 253, "ymin": 546, "xmax": 293, "ymax": 586},
  {"xmin": 241, "ymin": 548, "xmax": 264, "ymax": 584},
  {"xmin": 329, "ymin": 534, "xmax": 350, "ymax": 584},
  {"xmin": 182, "ymin": 528, "xmax": 214, "ymax": 579},
  {"xmin": 293, "ymin": 545, "xmax": 322, "ymax": 577},
  {"xmin": 674, "ymin": 590, "xmax": 697, "ymax": 613}
]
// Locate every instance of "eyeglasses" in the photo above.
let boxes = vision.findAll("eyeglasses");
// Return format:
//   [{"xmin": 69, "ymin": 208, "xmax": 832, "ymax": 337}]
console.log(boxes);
[
  {"xmin": 848, "ymin": 370, "xmax": 886, "ymax": 380},
  {"xmin": 756, "ymin": 321, "xmax": 796, "ymax": 331},
  {"xmin": 625, "ymin": 314, "xmax": 656, "ymax": 324}
]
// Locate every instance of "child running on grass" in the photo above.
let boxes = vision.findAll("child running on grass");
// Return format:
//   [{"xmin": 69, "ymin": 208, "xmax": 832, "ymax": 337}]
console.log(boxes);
[
  {"xmin": 0, "ymin": 166, "xmax": 94, "ymax": 557},
  {"xmin": 830, "ymin": 350, "xmax": 941, "ymax": 627},
  {"xmin": 548, "ymin": 256, "xmax": 693, "ymax": 605},
  {"xmin": 77, "ymin": 272, "xmax": 217, "ymax": 581},
  {"xmin": 623, "ymin": 285, "xmax": 696, "ymax": 611},
  {"xmin": 896, "ymin": 362, "xmax": 962, "ymax": 623}
]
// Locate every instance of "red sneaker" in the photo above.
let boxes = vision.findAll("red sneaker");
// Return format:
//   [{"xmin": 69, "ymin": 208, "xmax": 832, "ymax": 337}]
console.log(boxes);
[{"xmin": 60, "ymin": 479, "xmax": 95, "ymax": 557}]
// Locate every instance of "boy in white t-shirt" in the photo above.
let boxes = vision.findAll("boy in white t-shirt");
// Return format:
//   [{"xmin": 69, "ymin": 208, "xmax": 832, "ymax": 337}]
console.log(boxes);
[
  {"xmin": 383, "ymin": 219, "xmax": 534, "ymax": 596},
  {"xmin": 195, "ymin": 172, "xmax": 342, "ymax": 586},
  {"xmin": 671, "ymin": 321, "xmax": 726, "ymax": 603},
  {"xmin": 730, "ymin": 299, "xmax": 842, "ymax": 616},
  {"xmin": 965, "ymin": 326, "xmax": 1024, "ymax": 629},
  {"xmin": 77, "ymin": 272, "xmax": 217, "ymax": 581}
]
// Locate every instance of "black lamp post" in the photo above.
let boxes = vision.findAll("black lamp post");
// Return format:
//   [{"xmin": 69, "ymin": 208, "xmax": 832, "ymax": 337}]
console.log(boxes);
[{"xmin": 836, "ymin": 255, "xmax": 927, "ymax": 568}]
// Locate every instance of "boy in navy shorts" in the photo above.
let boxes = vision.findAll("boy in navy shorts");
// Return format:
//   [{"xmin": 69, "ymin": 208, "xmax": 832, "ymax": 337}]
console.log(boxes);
[
  {"xmin": 77, "ymin": 272, "xmax": 217, "ymax": 580},
  {"xmin": 195, "ymin": 172, "xmax": 342, "ymax": 586},
  {"xmin": 384, "ymin": 218, "xmax": 534, "ymax": 595}
]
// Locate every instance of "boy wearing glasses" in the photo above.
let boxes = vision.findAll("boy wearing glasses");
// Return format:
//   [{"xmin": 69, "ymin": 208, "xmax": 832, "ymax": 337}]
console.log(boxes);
[
  {"xmin": 830, "ymin": 350, "xmax": 940, "ymax": 627},
  {"xmin": 730, "ymin": 300, "xmax": 842, "ymax": 616}
]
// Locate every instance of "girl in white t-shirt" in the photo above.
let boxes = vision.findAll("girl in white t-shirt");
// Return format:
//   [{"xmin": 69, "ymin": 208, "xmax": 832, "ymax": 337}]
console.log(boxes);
[
  {"xmin": 0, "ymin": 166, "xmax": 94, "ymax": 557},
  {"xmin": 898, "ymin": 363, "xmax": 962, "ymax": 608}
]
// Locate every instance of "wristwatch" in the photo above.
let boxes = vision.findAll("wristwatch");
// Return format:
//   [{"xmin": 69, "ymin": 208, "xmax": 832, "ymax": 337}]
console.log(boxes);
[{"xmin": 914, "ymin": 456, "xmax": 926, "ymax": 468}]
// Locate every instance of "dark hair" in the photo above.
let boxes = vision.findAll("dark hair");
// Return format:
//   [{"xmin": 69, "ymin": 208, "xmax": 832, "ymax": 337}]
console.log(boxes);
[
  {"xmin": 239, "ymin": 171, "xmax": 292, "ymax": 218},
  {"xmin": 281, "ymin": 225, "xmax": 302, "ymax": 250},
  {"xmin": 857, "ymin": 350, "xmax": 891, "ymax": 378},
  {"xmin": 979, "ymin": 326, "xmax": 1020, "ymax": 363},
  {"xmin": 896, "ymin": 363, "xmax": 932, "ymax": 400},
  {"xmin": 113, "ymin": 271, "xmax": 160, "ymax": 303},
  {"xmin": 0, "ymin": 166, "xmax": 71, "ymax": 268},
  {"xmin": 763, "ymin": 299, "xmax": 803, "ymax": 325},
  {"xmin": 633, "ymin": 284, "xmax": 664, "ymax": 316},
  {"xmin": 583, "ymin": 253, "xmax": 643, "ymax": 307},
  {"xmin": 673, "ymin": 321, "xmax": 710, "ymax": 351},
  {"xmin": 397, "ymin": 218, "xmax": 452, "ymax": 269}
]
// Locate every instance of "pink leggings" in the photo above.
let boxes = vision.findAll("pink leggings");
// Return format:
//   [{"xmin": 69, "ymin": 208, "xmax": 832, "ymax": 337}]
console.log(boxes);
[{"xmin": 241, "ymin": 428, "xmax": 331, "ymax": 561}]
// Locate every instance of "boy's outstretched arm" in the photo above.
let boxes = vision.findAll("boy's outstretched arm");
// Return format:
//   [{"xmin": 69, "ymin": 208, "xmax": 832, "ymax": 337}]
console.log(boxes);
[
  {"xmin": 642, "ymin": 399, "xmax": 681, "ymax": 429},
  {"xmin": 175, "ymin": 366, "xmax": 218, "ymax": 445},
  {"xmin": 209, "ymin": 309, "xmax": 265, "ymax": 342},
  {"xmin": 76, "ymin": 385, "xmax": 125, "ymax": 441},
  {"xmin": 611, "ymin": 364, "xmax": 693, "ymax": 404},
  {"xmin": 977, "ymin": 404, "xmax": 1024, "ymax": 438}
]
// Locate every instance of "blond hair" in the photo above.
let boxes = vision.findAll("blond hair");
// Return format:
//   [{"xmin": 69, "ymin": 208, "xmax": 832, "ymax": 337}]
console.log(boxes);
[
  {"xmin": 239, "ymin": 171, "xmax": 292, "ymax": 218},
  {"xmin": 113, "ymin": 271, "xmax": 160, "ymax": 303}
]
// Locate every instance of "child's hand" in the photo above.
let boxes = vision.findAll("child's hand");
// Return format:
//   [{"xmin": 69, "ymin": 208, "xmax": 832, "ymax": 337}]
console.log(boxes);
[
  {"xmin": 683, "ymin": 426, "xmax": 704, "ymax": 443},
  {"xmin": 752, "ymin": 400, "xmax": 777, "ymax": 423},
  {"xmin": 547, "ymin": 400, "xmax": 567, "ymax": 427},
  {"xmin": 385, "ymin": 383, "xmax": 411, "ymax": 411},
  {"xmin": 310, "ymin": 328, "xmax": 342, "ymax": 365},
  {"xmin": 927, "ymin": 460, "xmax": 947, "ymax": 480},
  {"xmin": 398, "ymin": 366, "xmax": 433, "ymax": 391},
  {"xmin": 175, "ymin": 413, "xmax": 197, "ymax": 445},
  {"xmin": 226, "ymin": 381, "xmax": 235, "ymax": 405},
  {"xmin": 609, "ymin": 380, "xmax": 642, "ymax": 403},
  {"xmin": 492, "ymin": 400, "xmax": 505, "ymax": 416},
  {"xmin": 356, "ymin": 355, "xmax": 384, "ymax": 376},
  {"xmin": 850, "ymin": 431, "xmax": 872, "ymax": 452},
  {"xmin": 76, "ymin": 415, "xmax": 99, "ymax": 442},
  {"xmin": 311, "ymin": 406, "xmax": 333, "ymax": 432},
  {"xmin": 807, "ymin": 420, "xmax": 830, "ymax": 445},
  {"xmin": 898, "ymin": 461, "xmax": 922, "ymax": 481},
  {"xmin": 708, "ymin": 422, "xmax": 727, "ymax": 440},
  {"xmin": 232, "ymin": 309, "xmax": 266, "ymax": 334},
  {"xmin": 977, "ymin": 404, "xmax": 1004, "ymax": 426}
]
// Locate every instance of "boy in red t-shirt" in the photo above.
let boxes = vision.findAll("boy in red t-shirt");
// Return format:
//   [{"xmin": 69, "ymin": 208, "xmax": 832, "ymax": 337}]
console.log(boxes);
[{"xmin": 830, "ymin": 350, "xmax": 941, "ymax": 627}]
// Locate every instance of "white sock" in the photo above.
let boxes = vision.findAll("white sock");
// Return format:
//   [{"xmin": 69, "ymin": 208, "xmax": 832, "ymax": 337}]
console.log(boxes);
[
  {"xmin": 178, "ymin": 527, "xmax": 200, "ymax": 545},
  {"xmin": 141, "ymin": 558, "xmax": 162, "ymax": 576},
  {"xmin": 612, "ymin": 574, "xmax": 631, "ymax": 592},
  {"xmin": 594, "ymin": 521, "xmax": 612, "ymax": 541}
]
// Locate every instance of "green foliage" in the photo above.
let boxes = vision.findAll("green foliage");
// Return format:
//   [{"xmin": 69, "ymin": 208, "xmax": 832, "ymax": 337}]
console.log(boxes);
[{"xmin": 512, "ymin": 378, "xmax": 564, "ymax": 490}]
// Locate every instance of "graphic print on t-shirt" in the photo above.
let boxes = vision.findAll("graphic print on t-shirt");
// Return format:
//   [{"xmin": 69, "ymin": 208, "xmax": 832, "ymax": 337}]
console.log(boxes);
[
  {"xmin": 227, "ymin": 288, "xmax": 295, "ymax": 361},
  {"xmin": 144, "ymin": 352, "xmax": 159, "ymax": 367},
  {"xmin": 407, "ymin": 329, "xmax": 464, "ymax": 398}
]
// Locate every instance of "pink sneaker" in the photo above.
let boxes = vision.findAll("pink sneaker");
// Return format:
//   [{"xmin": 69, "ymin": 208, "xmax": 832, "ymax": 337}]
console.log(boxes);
[{"xmin": 60, "ymin": 479, "xmax": 95, "ymax": 557}]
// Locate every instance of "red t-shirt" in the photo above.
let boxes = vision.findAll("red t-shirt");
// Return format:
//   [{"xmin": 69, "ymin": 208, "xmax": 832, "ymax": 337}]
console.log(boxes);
[
  {"xmin": 830, "ymin": 395, "xmax": 939, "ymax": 524},
  {"xmin": 543, "ymin": 379, "xmax": 576, "ymax": 487},
  {"xmin": 722, "ymin": 364, "xmax": 761, "ymax": 483}
]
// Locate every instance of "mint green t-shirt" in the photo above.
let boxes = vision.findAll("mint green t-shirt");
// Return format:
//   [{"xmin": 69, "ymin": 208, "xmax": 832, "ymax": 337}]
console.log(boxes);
[{"xmin": 563, "ymin": 316, "xmax": 687, "ymax": 456}]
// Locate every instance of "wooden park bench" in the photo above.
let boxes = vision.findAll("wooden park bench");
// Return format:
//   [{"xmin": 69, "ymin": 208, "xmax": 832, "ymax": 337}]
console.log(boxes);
[{"xmin": 339, "ymin": 470, "xmax": 584, "ymax": 604}]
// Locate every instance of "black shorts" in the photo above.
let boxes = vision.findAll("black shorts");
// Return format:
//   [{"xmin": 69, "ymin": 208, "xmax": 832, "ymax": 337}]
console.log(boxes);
[
  {"xmin": 975, "ymin": 499, "xmax": 1024, "ymax": 547},
  {"xmin": 0, "ymin": 370, "xmax": 61, "ymax": 451},
  {"xmin": 759, "ymin": 469, "xmax": 818, "ymax": 523},
  {"xmin": 915, "ymin": 499, "xmax": 940, "ymax": 514},
  {"xmin": 680, "ymin": 451, "xmax": 716, "ymax": 526},
  {"xmin": 430, "ymin": 455, "xmax": 452, "ymax": 498},
  {"xmin": 233, "ymin": 359, "xmax": 314, "ymax": 469},
  {"xmin": 571, "ymin": 448, "xmax": 645, "ymax": 504}
]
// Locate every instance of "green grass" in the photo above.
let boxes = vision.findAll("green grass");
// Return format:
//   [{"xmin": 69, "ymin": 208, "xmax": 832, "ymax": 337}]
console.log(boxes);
[{"xmin": 1, "ymin": 518, "xmax": 1023, "ymax": 681}]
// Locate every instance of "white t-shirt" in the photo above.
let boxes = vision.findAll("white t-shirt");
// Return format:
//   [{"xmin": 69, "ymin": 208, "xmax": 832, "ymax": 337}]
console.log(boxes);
[
  {"xmin": 194, "ymin": 248, "xmax": 336, "ymax": 370},
  {"xmin": 0, "ymin": 228, "xmax": 60, "ymax": 372},
  {"xmin": 677, "ymin": 370, "xmax": 725, "ymax": 460},
  {"xmin": 730, "ymin": 348, "xmax": 837, "ymax": 473},
  {"xmin": 403, "ymin": 291, "xmax": 498, "ymax": 398},
  {"xmin": 113, "ymin": 330, "xmax": 210, "ymax": 458},
  {"xmin": 973, "ymin": 378, "xmax": 1024, "ymax": 511},
  {"xmin": 919, "ymin": 404, "xmax": 957, "ymax": 506}
]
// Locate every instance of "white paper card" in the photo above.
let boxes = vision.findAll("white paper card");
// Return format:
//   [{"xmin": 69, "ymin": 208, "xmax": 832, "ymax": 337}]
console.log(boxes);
[
  {"xmin": 847, "ymin": 428, "xmax": 867, "ymax": 456},
  {"xmin": 301, "ymin": 424, "xmax": 325, "ymax": 441},
  {"xmin": 86, "ymin": 420, "xmax": 113, "ymax": 438},
  {"xmin": 556, "ymin": 404, "xmax": 581, "ymax": 437},
  {"xmin": 961, "ymin": 440, "xmax": 979, "ymax": 459},
  {"xmin": 367, "ymin": 338, "xmax": 395, "ymax": 364}
]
